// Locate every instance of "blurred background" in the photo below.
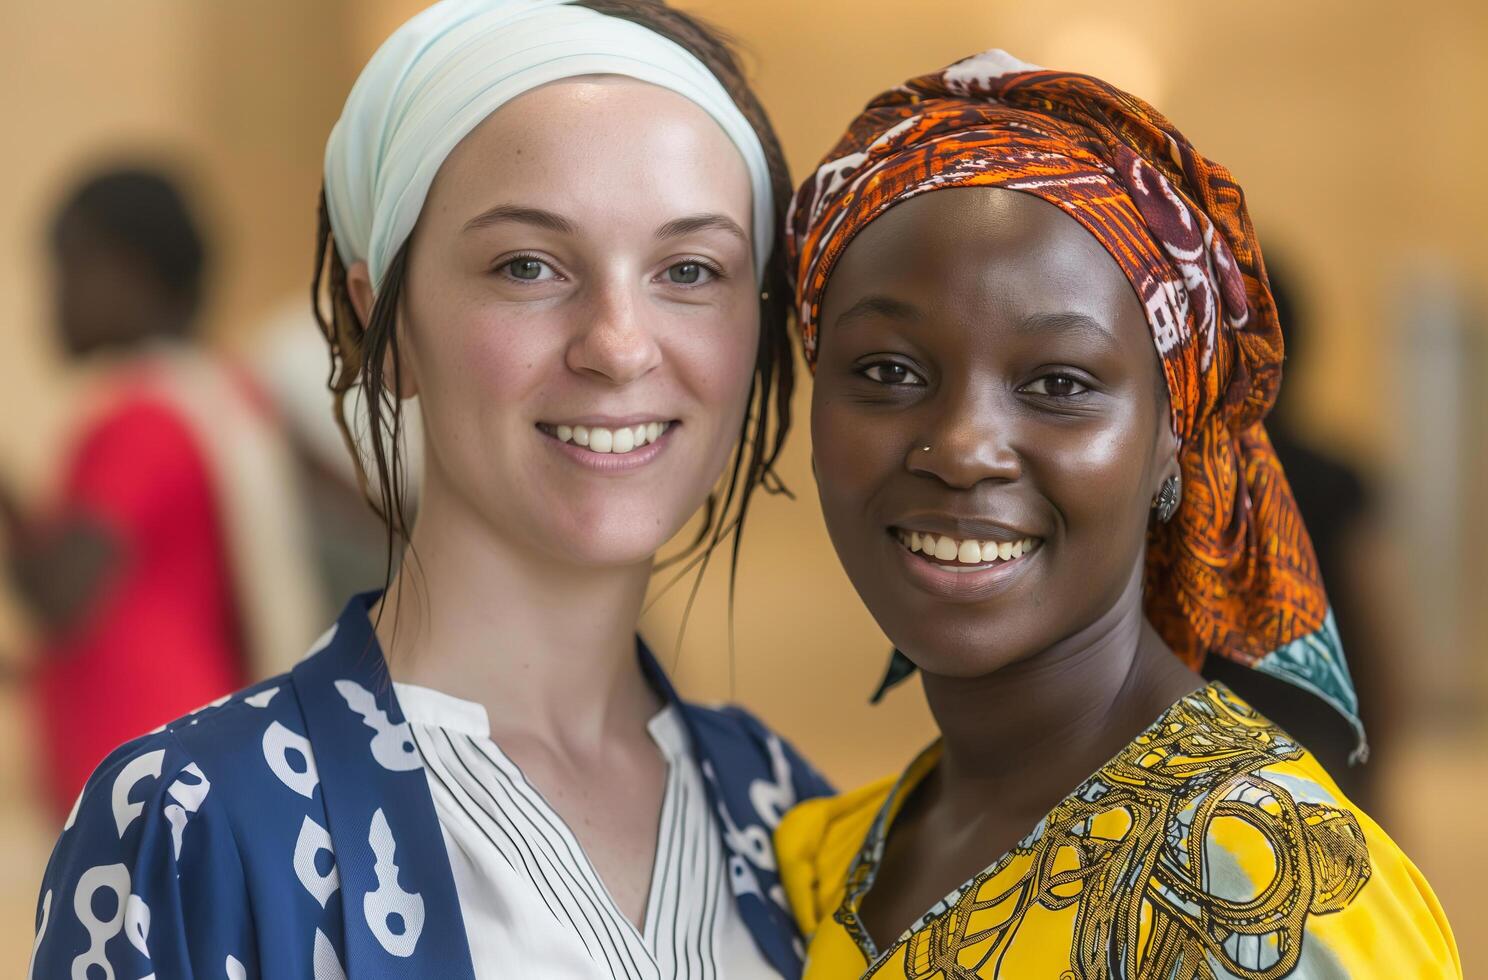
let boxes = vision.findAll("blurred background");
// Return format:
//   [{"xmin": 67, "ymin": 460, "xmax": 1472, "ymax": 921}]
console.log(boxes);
[{"xmin": 2, "ymin": 0, "xmax": 1483, "ymax": 970}]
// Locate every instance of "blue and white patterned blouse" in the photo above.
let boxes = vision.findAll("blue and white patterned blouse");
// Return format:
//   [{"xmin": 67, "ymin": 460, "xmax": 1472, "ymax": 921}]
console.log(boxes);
[{"xmin": 27, "ymin": 593, "xmax": 832, "ymax": 978}]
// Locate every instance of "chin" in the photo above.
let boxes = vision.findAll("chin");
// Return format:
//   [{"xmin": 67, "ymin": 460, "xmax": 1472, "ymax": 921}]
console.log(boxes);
[
  {"xmin": 532, "ymin": 504, "xmax": 689, "ymax": 570},
  {"xmin": 888, "ymin": 636, "xmax": 1021, "ymax": 681}
]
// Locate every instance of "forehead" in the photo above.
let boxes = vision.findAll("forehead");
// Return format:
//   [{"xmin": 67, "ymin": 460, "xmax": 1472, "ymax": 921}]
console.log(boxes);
[
  {"xmin": 821, "ymin": 186, "xmax": 1140, "ymax": 330},
  {"xmin": 421, "ymin": 75, "xmax": 752, "ymax": 230}
]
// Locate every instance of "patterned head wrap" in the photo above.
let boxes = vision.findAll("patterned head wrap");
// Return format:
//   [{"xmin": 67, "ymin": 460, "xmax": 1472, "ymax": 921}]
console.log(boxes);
[{"xmin": 788, "ymin": 50, "xmax": 1362, "ymax": 750}]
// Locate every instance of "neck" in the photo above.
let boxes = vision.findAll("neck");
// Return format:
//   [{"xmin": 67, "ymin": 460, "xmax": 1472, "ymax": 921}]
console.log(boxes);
[
  {"xmin": 920, "ymin": 559, "xmax": 1200, "ymax": 823},
  {"xmin": 374, "ymin": 468, "xmax": 660, "ymax": 749}
]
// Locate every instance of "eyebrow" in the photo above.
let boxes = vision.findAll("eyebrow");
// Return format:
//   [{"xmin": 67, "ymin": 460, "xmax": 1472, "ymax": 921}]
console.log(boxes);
[
  {"xmin": 655, "ymin": 212, "xmax": 749, "ymax": 245},
  {"xmin": 463, "ymin": 204, "xmax": 576, "ymax": 235},
  {"xmin": 834, "ymin": 294, "xmax": 922, "ymax": 329},
  {"xmin": 1016, "ymin": 311, "xmax": 1117, "ymax": 342}
]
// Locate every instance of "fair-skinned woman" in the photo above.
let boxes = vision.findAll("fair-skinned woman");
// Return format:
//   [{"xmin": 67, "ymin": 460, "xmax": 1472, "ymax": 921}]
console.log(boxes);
[
  {"xmin": 29, "ymin": 3, "xmax": 827, "ymax": 977},
  {"xmin": 776, "ymin": 49, "xmax": 1459, "ymax": 979}
]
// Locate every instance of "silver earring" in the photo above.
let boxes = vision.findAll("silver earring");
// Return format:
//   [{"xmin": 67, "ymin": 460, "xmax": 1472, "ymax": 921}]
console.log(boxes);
[
  {"xmin": 1153, "ymin": 474, "xmax": 1181, "ymax": 523},
  {"xmin": 919, "ymin": 445, "xmax": 932, "ymax": 452}
]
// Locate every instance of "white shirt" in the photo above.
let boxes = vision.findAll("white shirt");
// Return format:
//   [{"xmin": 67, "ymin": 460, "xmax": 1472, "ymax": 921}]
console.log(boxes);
[{"xmin": 394, "ymin": 682, "xmax": 783, "ymax": 979}]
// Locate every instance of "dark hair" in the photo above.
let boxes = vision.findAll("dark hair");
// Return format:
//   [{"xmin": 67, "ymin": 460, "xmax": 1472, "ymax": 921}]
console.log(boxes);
[
  {"xmin": 53, "ymin": 166, "xmax": 208, "ymax": 318},
  {"xmin": 312, "ymin": 0, "xmax": 795, "ymax": 605}
]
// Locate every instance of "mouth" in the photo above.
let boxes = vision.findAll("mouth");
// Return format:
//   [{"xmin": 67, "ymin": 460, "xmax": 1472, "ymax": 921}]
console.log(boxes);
[
  {"xmin": 893, "ymin": 528, "xmax": 1042, "ymax": 571},
  {"xmin": 889, "ymin": 524, "xmax": 1043, "ymax": 599},
  {"xmin": 536, "ymin": 417, "xmax": 679, "ymax": 472},
  {"xmin": 537, "ymin": 419, "xmax": 675, "ymax": 455}
]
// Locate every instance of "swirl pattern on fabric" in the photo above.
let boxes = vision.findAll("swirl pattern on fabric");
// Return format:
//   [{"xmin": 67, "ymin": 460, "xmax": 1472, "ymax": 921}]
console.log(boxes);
[{"xmin": 785, "ymin": 49, "xmax": 1356, "ymax": 739}]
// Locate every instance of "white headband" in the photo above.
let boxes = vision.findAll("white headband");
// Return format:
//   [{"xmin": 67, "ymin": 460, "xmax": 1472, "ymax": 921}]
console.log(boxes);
[{"xmin": 324, "ymin": 0, "xmax": 773, "ymax": 290}]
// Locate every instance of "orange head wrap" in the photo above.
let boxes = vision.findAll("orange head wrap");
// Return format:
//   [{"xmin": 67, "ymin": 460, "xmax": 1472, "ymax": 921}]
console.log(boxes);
[{"xmin": 788, "ymin": 50, "xmax": 1362, "ymax": 752}]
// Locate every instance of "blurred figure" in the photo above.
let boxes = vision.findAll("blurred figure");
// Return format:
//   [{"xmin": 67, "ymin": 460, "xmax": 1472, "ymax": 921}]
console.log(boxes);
[
  {"xmin": 1, "ymin": 166, "xmax": 321, "ymax": 817},
  {"xmin": 1205, "ymin": 258, "xmax": 1390, "ymax": 808}
]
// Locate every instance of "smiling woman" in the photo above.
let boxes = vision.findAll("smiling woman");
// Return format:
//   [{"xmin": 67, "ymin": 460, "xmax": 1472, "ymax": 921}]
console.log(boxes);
[
  {"xmin": 776, "ymin": 49, "xmax": 1460, "ymax": 979},
  {"xmin": 28, "ymin": 3, "xmax": 831, "ymax": 979}
]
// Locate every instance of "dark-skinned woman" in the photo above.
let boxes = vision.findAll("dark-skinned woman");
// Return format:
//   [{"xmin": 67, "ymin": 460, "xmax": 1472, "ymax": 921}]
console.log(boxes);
[{"xmin": 775, "ymin": 50, "xmax": 1459, "ymax": 979}]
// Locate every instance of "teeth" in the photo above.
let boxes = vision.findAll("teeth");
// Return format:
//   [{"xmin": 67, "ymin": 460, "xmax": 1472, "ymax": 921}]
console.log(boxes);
[
  {"xmin": 549, "ymin": 421, "xmax": 671, "ymax": 455},
  {"xmin": 895, "ymin": 529, "xmax": 1039, "ymax": 566}
]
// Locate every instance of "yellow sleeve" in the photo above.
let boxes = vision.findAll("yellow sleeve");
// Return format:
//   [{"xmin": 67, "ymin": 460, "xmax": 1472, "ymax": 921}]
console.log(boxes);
[
  {"xmin": 776, "ymin": 775, "xmax": 898, "ymax": 940},
  {"xmin": 776, "ymin": 795, "xmax": 833, "ymax": 938},
  {"xmin": 1299, "ymin": 808, "xmax": 1461, "ymax": 978}
]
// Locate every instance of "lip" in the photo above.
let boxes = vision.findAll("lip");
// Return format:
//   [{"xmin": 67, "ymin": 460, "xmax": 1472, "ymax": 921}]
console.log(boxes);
[
  {"xmin": 539, "ymin": 414, "xmax": 674, "ymax": 428},
  {"xmin": 890, "ymin": 513, "xmax": 1039, "ymax": 543},
  {"xmin": 891, "ymin": 528, "xmax": 1041, "ymax": 602},
  {"xmin": 537, "ymin": 420, "xmax": 678, "ymax": 473}
]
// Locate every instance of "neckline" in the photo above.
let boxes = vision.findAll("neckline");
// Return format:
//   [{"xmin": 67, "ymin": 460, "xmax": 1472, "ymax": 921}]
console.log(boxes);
[
  {"xmin": 398, "ymin": 675, "xmax": 695, "ymax": 950},
  {"xmin": 839, "ymin": 680, "xmax": 1236, "ymax": 964},
  {"xmin": 394, "ymin": 679, "xmax": 685, "ymax": 759}
]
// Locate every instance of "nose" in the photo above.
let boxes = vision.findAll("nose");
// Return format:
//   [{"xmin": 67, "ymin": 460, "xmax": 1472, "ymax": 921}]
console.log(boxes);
[
  {"xmin": 907, "ymin": 387, "xmax": 1021, "ymax": 489},
  {"xmin": 565, "ymin": 278, "xmax": 663, "ymax": 385}
]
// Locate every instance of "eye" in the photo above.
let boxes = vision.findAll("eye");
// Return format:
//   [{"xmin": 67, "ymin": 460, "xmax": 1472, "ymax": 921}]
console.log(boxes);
[
  {"xmin": 663, "ymin": 260, "xmax": 719, "ymax": 286},
  {"xmin": 859, "ymin": 361, "xmax": 925, "ymax": 386},
  {"xmin": 1020, "ymin": 372, "xmax": 1090, "ymax": 397},
  {"xmin": 501, "ymin": 256, "xmax": 559, "ymax": 282}
]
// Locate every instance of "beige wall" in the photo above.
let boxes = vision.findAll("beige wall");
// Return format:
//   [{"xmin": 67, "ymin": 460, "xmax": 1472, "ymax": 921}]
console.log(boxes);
[{"xmin": 2, "ymin": 0, "xmax": 1484, "ymax": 968}]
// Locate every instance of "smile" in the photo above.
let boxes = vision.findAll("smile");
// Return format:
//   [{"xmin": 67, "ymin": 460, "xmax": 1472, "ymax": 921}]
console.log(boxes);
[
  {"xmin": 537, "ymin": 420, "xmax": 673, "ymax": 456},
  {"xmin": 893, "ymin": 528, "xmax": 1042, "ymax": 572},
  {"xmin": 889, "ymin": 524, "xmax": 1043, "ymax": 600}
]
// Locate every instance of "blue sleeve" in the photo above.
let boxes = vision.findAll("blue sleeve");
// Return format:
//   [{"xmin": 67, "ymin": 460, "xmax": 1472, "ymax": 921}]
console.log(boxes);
[
  {"xmin": 27, "ymin": 730, "xmax": 258, "ymax": 979},
  {"xmin": 719, "ymin": 705, "xmax": 835, "ymax": 802}
]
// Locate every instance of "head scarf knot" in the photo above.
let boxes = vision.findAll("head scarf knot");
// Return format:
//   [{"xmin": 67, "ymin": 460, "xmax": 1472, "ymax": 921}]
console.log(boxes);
[{"xmin": 787, "ymin": 50, "xmax": 1361, "ymax": 751}]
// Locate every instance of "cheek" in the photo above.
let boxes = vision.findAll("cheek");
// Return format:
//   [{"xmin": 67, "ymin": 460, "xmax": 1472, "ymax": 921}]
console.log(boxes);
[
  {"xmin": 810, "ymin": 391, "xmax": 895, "ymax": 521},
  {"xmin": 667, "ymin": 303, "xmax": 760, "ymax": 420},
  {"xmin": 404, "ymin": 301, "xmax": 559, "ymax": 440},
  {"xmin": 1036, "ymin": 415, "xmax": 1154, "ymax": 551}
]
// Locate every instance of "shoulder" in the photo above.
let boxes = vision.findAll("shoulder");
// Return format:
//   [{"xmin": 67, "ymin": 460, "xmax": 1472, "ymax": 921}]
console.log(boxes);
[
  {"xmin": 678, "ymin": 700, "xmax": 834, "ymax": 801},
  {"xmin": 50, "ymin": 670, "xmax": 306, "ymax": 855},
  {"xmin": 30, "ymin": 671, "xmax": 339, "ymax": 976},
  {"xmin": 1149, "ymin": 685, "xmax": 1461, "ymax": 977},
  {"xmin": 74, "ymin": 391, "xmax": 199, "ymax": 465},
  {"xmin": 66, "ymin": 392, "xmax": 207, "ymax": 510},
  {"xmin": 31, "ymin": 680, "xmax": 285, "ymax": 977},
  {"xmin": 43, "ymin": 668, "xmax": 312, "ymax": 884},
  {"xmin": 775, "ymin": 773, "xmax": 898, "ymax": 939}
]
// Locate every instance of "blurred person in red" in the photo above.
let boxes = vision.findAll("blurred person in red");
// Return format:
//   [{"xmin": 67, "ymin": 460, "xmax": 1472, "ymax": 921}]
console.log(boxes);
[{"xmin": 1, "ymin": 166, "xmax": 321, "ymax": 818}]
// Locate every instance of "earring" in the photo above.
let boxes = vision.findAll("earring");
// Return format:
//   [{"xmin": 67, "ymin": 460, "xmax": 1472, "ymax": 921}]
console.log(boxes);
[
  {"xmin": 1153, "ymin": 474, "xmax": 1182, "ymax": 523},
  {"xmin": 919, "ymin": 445, "xmax": 932, "ymax": 452}
]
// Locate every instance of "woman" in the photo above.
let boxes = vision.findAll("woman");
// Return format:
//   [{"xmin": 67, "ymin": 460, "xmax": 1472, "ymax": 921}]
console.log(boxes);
[
  {"xmin": 29, "ymin": 2, "xmax": 829, "ymax": 977},
  {"xmin": 776, "ymin": 50, "xmax": 1458, "ymax": 978}
]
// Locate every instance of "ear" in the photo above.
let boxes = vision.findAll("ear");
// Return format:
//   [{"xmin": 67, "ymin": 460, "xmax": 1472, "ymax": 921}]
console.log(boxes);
[
  {"xmin": 347, "ymin": 260, "xmax": 375, "ymax": 328},
  {"xmin": 1151, "ymin": 418, "xmax": 1181, "ymax": 499},
  {"xmin": 347, "ymin": 260, "xmax": 419, "ymax": 399}
]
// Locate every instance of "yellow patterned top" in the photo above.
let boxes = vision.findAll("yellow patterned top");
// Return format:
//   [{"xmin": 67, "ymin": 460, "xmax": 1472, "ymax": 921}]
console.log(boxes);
[{"xmin": 778, "ymin": 683, "xmax": 1459, "ymax": 979}]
